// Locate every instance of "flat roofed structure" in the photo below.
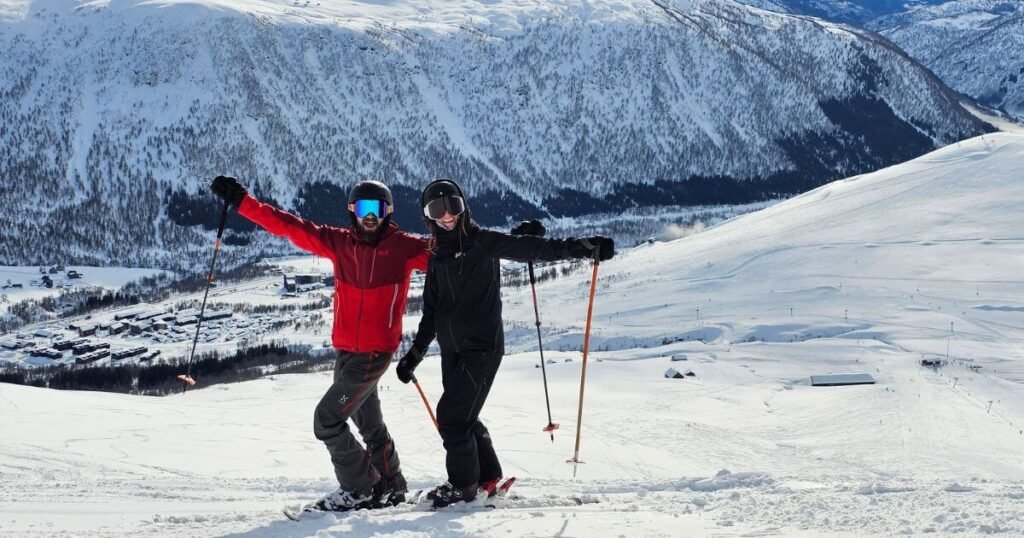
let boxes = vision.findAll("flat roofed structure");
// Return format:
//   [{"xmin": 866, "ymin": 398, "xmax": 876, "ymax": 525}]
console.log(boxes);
[{"xmin": 811, "ymin": 373, "xmax": 876, "ymax": 387}]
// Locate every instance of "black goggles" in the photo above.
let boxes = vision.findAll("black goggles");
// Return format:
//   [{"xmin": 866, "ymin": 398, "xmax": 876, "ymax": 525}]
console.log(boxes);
[{"xmin": 423, "ymin": 195, "xmax": 465, "ymax": 221}]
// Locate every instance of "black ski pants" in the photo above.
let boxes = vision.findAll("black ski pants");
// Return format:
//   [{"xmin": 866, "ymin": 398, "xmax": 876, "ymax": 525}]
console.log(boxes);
[
  {"xmin": 437, "ymin": 351, "xmax": 503, "ymax": 489},
  {"xmin": 313, "ymin": 350, "xmax": 405, "ymax": 492}
]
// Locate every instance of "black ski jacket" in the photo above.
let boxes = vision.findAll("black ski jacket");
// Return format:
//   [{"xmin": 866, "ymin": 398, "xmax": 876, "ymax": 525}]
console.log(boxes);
[{"xmin": 413, "ymin": 224, "xmax": 580, "ymax": 355}]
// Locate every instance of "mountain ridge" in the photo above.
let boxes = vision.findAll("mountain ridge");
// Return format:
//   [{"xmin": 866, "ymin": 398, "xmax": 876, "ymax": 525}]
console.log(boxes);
[{"xmin": 0, "ymin": 0, "xmax": 992, "ymax": 270}]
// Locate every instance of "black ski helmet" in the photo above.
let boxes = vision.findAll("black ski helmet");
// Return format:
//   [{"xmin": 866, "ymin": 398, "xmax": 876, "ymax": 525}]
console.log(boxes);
[
  {"xmin": 421, "ymin": 179, "xmax": 469, "ymax": 232},
  {"xmin": 348, "ymin": 180, "xmax": 393, "ymax": 206},
  {"xmin": 347, "ymin": 180, "xmax": 393, "ymax": 228}
]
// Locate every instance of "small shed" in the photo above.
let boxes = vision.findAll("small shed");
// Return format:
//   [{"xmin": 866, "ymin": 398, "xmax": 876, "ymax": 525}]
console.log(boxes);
[
  {"xmin": 810, "ymin": 373, "xmax": 876, "ymax": 387},
  {"xmin": 114, "ymin": 307, "xmax": 150, "ymax": 321},
  {"xmin": 202, "ymin": 310, "xmax": 233, "ymax": 321},
  {"xmin": 176, "ymin": 316, "xmax": 198, "ymax": 326},
  {"xmin": 136, "ymin": 309, "xmax": 167, "ymax": 321},
  {"xmin": 34, "ymin": 328, "xmax": 57, "ymax": 339},
  {"xmin": 665, "ymin": 368, "xmax": 695, "ymax": 379}
]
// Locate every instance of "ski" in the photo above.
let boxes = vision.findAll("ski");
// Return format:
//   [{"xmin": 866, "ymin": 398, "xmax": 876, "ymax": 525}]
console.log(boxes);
[
  {"xmin": 288, "ymin": 478, "xmax": 592, "ymax": 519},
  {"xmin": 491, "ymin": 477, "xmax": 517, "ymax": 498},
  {"xmin": 282, "ymin": 499, "xmax": 385, "ymax": 521},
  {"xmin": 409, "ymin": 477, "xmax": 596, "ymax": 511},
  {"xmin": 282, "ymin": 505, "xmax": 322, "ymax": 522},
  {"xmin": 424, "ymin": 491, "xmax": 596, "ymax": 512},
  {"xmin": 407, "ymin": 476, "xmax": 517, "ymax": 510}
]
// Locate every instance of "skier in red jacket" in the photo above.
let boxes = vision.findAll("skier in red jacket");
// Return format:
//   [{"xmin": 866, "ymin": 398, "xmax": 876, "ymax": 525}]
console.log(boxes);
[{"xmin": 211, "ymin": 176, "xmax": 428, "ymax": 513}]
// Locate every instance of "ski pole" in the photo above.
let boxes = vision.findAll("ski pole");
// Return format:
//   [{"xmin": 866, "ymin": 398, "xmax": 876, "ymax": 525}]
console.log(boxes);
[
  {"xmin": 568, "ymin": 250, "xmax": 600, "ymax": 474},
  {"xmin": 528, "ymin": 261, "xmax": 558, "ymax": 442},
  {"xmin": 178, "ymin": 199, "xmax": 230, "ymax": 392},
  {"xmin": 411, "ymin": 374, "xmax": 440, "ymax": 432}
]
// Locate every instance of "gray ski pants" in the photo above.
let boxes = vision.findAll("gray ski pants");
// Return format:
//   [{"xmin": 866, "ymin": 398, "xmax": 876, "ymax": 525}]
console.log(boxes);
[{"xmin": 313, "ymin": 350, "xmax": 404, "ymax": 492}]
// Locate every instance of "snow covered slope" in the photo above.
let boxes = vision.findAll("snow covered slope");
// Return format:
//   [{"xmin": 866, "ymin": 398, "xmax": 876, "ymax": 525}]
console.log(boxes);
[
  {"xmin": 0, "ymin": 0, "xmax": 991, "ymax": 270},
  {"xmin": 2, "ymin": 131, "xmax": 1023, "ymax": 535},
  {"xmin": 737, "ymin": 0, "xmax": 947, "ymax": 25},
  {"xmin": 872, "ymin": 0, "xmax": 1024, "ymax": 120}
]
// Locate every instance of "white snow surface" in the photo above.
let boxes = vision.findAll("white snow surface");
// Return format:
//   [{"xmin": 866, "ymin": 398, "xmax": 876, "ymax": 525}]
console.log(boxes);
[
  {"xmin": 0, "ymin": 265, "xmax": 167, "ymax": 314},
  {"xmin": 3, "ymin": 132, "xmax": 1024, "ymax": 535}
]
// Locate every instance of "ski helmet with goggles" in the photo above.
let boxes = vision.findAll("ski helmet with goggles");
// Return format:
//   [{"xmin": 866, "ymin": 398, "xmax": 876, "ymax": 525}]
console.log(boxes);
[
  {"xmin": 421, "ymin": 179, "xmax": 467, "ymax": 222},
  {"xmin": 348, "ymin": 180, "xmax": 393, "ymax": 221}
]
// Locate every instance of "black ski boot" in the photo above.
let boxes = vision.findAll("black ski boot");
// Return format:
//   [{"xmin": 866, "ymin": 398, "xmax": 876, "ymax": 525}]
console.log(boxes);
[
  {"xmin": 426, "ymin": 481, "xmax": 478, "ymax": 508},
  {"xmin": 375, "ymin": 474, "xmax": 408, "ymax": 508},
  {"xmin": 306, "ymin": 485, "xmax": 377, "ymax": 513}
]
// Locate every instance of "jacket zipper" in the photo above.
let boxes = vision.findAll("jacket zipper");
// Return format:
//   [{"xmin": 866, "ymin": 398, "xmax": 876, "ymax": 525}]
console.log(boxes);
[
  {"xmin": 355, "ymin": 245, "xmax": 364, "ymax": 351},
  {"xmin": 387, "ymin": 283, "xmax": 399, "ymax": 328},
  {"xmin": 441, "ymin": 263, "xmax": 460, "ymax": 352},
  {"xmin": 442, "ymin": 262, "xmax": 457, "ymax": 302},
  {"xmin": 354, "ymin": 242, "xmax": 379, "ymax": 351}
]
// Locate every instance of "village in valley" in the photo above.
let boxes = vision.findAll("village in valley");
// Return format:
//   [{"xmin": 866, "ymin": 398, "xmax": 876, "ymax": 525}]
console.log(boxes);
[{"xmin": 0, "ymin": 259, "xmax": 344, "ymax": 373}]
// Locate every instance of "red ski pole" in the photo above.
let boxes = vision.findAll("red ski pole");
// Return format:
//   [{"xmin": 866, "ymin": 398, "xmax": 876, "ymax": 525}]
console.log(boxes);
[
  {"xmin": 568, "ymin": 251, "xmax": 600, "ymax": 474},
  {"xmin": 412, "ymin": 374, "xmax": 439, "ymax": 432}
]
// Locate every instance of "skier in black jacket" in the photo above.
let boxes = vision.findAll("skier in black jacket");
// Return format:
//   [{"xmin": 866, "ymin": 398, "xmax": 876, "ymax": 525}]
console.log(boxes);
[{"xmin": 395, "ymin": 179, "xmax": 615, "ymax": 508}]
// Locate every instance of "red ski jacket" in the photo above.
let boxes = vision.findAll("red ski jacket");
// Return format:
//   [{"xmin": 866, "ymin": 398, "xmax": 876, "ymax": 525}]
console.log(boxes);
[{"xmin": 239, "ymin": 195, "xmax": 429, "ymax": 354}]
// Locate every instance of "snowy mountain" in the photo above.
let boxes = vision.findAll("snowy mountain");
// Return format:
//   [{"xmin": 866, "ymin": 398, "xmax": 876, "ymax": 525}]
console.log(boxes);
[
  {"xmin": 871, "ymin": 0, "xmax": 1024, "ymax": 119},
  {"xmin": 737, "ymin": 0, "xmax": 947, "ymax": 24},
  {"xmin": 0, "ymin": 0, "xmax": 991, "ymax": 271},
  {"xmin": 732, "ymin": 0, "xmax": 1024, "ymax": 120},
  {"xmin": 2, "ymin": 128, "xmax": 1023, "ymax": 535}
]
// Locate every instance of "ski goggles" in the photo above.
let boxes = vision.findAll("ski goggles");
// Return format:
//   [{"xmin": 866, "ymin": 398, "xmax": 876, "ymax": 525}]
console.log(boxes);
[
  {"xmin": 349, "ymin": 199, "xmax": 392, "ymax": 219},
  {"xmin": 423, "ymin": 195, "xmax": 466, "ymax": 221}
]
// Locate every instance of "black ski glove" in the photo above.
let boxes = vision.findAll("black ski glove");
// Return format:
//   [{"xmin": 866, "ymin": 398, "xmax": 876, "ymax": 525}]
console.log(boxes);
[
  {"xmin": 210, "ymin": 175, "xmax": 248, "ymax": 208},
  {"xmin": 511, "ymin": 219, "xmax": 545, "ymax": 237},
  {"xmin": 569, "ymin": 236, "xmax": 615, "ymax": 261},
  {"xmin": 396, "ymin": 345, "xmax": 426, "ymax": 384}
]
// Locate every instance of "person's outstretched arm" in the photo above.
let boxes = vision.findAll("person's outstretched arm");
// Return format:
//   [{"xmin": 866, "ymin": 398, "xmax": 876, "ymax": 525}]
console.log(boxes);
[
  {"xmin": 479, "ymin": 223, "xmax": 615, "ymax": 263},
  {"xmin": 211, "ymin": 175, "xmax": 343, "ymax": 259}
]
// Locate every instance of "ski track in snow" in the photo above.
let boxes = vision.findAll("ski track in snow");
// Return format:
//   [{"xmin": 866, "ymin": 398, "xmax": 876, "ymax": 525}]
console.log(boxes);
[{"xmin": 3, "ymin": 462, "xmax": 1022, "ymax": 536}]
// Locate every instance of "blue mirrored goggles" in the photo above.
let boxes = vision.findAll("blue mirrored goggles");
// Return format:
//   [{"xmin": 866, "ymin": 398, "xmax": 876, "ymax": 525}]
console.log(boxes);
[{"xmin": 349, "ymin": 199, "xmax": 392, "ymax": 219}]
